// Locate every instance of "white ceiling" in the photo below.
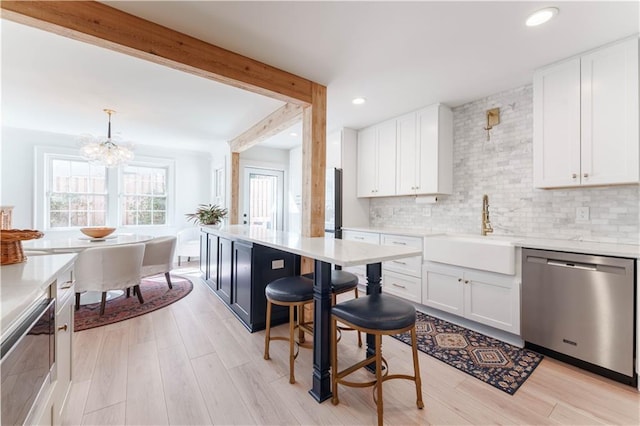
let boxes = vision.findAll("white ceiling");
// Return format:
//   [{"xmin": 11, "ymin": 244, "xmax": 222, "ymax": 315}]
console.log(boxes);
[{"xmin": 2, "ymin": 1, "xmax": 638, "ymax": 153}]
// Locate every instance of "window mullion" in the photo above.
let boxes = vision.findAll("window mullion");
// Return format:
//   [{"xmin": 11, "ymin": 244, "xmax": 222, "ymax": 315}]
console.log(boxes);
[{"xmin": 107, "ymin": 167, "xmax": 119, "ymax": 227}]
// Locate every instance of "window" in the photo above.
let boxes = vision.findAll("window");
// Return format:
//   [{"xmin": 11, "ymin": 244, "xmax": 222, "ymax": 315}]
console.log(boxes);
[
  {"xmin": 36, "ymin": 147, "xmax": 174, "ymax": 230},
  {"xmin": 121, "ymin": 165, "xmax": 167, "ymax": 226},
  {"xmin": 48, "ymin": 159, "xmax": 108, "ymax": 228}
]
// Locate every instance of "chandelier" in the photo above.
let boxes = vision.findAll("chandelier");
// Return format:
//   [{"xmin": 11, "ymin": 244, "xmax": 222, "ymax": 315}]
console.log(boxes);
[{"xmin": 80, "ymin": 109, "xmax": 134, "ymax": 168}]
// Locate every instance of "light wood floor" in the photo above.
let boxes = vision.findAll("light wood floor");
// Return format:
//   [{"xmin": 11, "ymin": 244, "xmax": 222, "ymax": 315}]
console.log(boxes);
[{"xmin": 63, "ymin": 266, "xmax": 640, "ymax": 425}]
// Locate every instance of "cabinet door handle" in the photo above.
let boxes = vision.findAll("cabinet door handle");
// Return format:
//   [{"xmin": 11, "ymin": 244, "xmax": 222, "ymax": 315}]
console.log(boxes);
[
  {"xmin": 60, "ymin": 280, "xmax": 74, "ymax": 289},
  {"xmin": 392, "ymin": 241, "xmax": 407, "ymax": 245},
  {"xmin": 354, "ymin": 236, "xmax": 364, "ymax": 240},
  {"xmin": 572, "ymin": 173, "xmax": 577, "ymax": 179},
  {"xmin": 583, "ymin": 173, "xmax": 589, "ymax": 178},
  {"xmin": 464, "ymin": 280, "xmax": 470, "ymax": 284},
  {"xmin": 391, "ymin": 283, "xmax": 406, "ymax": 289},
  {"xmin": 57, "ymin": 324, "xmax": 68, "ymax": 332},
  {"xmin": 392, "ymin": 260, "xmax": 407, "ymax": 265},
  {"xmin": 457, "ymin": 278, "xmax": 462, "ymax": 282}
]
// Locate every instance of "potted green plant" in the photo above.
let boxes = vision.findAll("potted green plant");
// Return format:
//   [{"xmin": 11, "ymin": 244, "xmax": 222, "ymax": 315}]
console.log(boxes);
[{"xmin": 185, "ymin": 203, "xmax": 228, "ymax": 225}]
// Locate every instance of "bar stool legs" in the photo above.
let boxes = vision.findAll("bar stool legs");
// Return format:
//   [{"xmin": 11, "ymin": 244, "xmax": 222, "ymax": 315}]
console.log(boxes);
[
  {"xmin": 331, "ymin": 314, "xmax": 424, "ymax": 426},
  {"xmin": 264, "ymin": 300, "xmax": 308, "ymax": 384},
  {"xmin": 263, "ymin": 275, "xmax": 314, "ymax": 384},
  {"xmin": 332, "ymin": 287, "xmax": 363, "ymax": 347}
]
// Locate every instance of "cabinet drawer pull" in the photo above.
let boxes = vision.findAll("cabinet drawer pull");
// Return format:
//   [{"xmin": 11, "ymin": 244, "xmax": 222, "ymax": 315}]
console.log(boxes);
[
  {"xmin": 354, "ymin": 236, "xmax": 364, "ymax": 240},
  {"xmin": 57, "ymin": 324, "xmax": 68, "ymax": 332},
  {"xmin": 572, "ymin": 173, "xmax": 577, "ymax": 179},
  {"xmin": 392, "ymin": 241, "xmax": 407, "ymax": 245},
  {"xmin": 583, "ymin": 173, "xmax": 589, "ymax": 178},
  {"xmin": 391, "ymin": 283, "xmax": 406, "ymax": 289},
  {"xmin": 392, "ymin": 260, "xmax": 407, "ymax": 265},
  {"xmin": 60, "ymin": 280, "xmax": 74, "ymax": 290}
]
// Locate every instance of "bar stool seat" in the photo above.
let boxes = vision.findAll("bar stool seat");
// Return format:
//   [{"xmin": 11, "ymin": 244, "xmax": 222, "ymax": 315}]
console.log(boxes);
[
  {"xmin": 331, "ymin": 293, "xmax": 416, "ymax": 330},
  {"xmin": 328, "ymin": 270, "xmax": 359, "ymax": 293},
  {"xmin": 264, "ymin": 275, "xmax": 314, "ymax": 384},
  {"xmin": 265, "ymin": 276, "xmax": 315, "ymax": 302},
  {"xmin": 331, "ymin": 293, "xmax": 424, "ymax": 426}
]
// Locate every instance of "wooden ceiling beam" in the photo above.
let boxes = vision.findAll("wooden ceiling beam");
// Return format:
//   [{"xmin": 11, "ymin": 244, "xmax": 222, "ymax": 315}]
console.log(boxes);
[
  {"xmin": 0, "ymin": 1, "xmax": 313, "ymax": 105},
  {"xmin": 228, "ymin": 103, "xmax": 303, "ymax": 153}
]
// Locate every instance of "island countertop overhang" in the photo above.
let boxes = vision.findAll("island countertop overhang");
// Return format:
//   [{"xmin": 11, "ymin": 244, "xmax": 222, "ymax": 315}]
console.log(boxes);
[{"xmin": 201, "ymin": 225, "xmax": 421, "ymax": 267}]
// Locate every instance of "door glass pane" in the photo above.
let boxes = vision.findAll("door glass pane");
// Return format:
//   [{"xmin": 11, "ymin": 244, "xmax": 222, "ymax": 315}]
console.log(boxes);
[{"xmin": 248, "ymin": 173, "xmax": 278, "ymax": 230}]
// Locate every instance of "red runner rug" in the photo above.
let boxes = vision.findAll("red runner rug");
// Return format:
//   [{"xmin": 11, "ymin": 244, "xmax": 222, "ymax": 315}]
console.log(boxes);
[{"xmin": 74, "ymin": 275, "xmax": 193, "ymax": 331}]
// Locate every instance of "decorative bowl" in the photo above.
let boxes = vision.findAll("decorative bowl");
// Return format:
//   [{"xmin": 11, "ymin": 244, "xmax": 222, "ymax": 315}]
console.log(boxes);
[{"xmin": 80, "ymin": 227, "xmax": 116, "ymax": 239}]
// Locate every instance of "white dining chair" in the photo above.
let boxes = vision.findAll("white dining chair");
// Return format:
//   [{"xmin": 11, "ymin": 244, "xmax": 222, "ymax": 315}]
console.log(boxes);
[
  {"xmin": 140, "ymin": 236, "xmax": 177, "ymax": 289},
  {"xmin": 176, "ymin": 227, "xmax": 200, "ymax": 266},
  {"xmin": 74, "ymin": 243, "xmax": 146, "ymax": 315}
]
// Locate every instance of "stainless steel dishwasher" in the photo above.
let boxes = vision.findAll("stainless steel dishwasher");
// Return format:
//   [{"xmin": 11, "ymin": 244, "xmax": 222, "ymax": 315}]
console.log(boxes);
[{"xmin": 522, "ymin": 248, "xmax": 636, "ymax": 386}]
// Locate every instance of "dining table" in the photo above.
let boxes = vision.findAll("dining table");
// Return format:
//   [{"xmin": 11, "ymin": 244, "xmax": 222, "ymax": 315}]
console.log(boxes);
[
  {"xmin": 201, "ymin": 224, "xmax": 422, "ymax": 403},
  {"xmin": 23, "ymin": 233, "xmax": 154, "ymax": 304},
  {"xmin": 22, "ymin": 233, "xmax": 154, "ymax": 253}
]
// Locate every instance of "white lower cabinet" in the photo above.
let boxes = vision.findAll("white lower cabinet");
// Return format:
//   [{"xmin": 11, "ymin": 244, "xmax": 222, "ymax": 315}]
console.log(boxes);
[
  {"xmin": 382, "ymin": 270, "xmax": 421, "ymax": 303},
  {"xmin": 342, "ymin": 230, "xmax": 381, "ymax": 284},
  {"xmin": 422, "ymin": 263, "xmax": 464, "ymax": 315},
  {"xmin": 343, "ymin": 230, "xmax": 424, "ymax": 304},
  {"xmin": 53, "ymin": 286, "xmax": 74, "ymax": 424},
  {"xmin": 422, "ymin": 261, "xmax": 520, "ymax": 334}
]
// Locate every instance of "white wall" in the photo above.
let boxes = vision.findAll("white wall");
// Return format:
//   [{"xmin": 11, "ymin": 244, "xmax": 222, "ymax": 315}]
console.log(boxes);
[{"xmin": 1, "ymin": 126, "xmax": 213, "ymax": 237}]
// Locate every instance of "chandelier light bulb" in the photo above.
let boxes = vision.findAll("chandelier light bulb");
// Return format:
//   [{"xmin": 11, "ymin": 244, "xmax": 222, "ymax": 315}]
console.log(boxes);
[{"xmin": 79, "ymin": 109, "xmax": 134, "ymax": 168}]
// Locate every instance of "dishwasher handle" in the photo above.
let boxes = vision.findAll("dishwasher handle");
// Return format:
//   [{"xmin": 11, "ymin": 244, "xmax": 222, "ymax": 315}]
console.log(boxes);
[{"xmin": 547, "ymin": 260, "xmax": 597, "ymax": 271}]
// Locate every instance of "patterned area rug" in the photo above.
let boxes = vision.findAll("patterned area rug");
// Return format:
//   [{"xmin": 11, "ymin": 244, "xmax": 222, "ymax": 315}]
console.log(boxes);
[
  {"xmin": 392, "ymin": 311, "xmax": 543, "ymax": 395},
  {"xmin": 74, "ymin": 275, "xmax": 193, "ymax": 331}
]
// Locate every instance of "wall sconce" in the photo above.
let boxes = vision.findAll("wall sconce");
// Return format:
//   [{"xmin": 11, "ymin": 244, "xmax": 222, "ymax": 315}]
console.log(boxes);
[{"xmin": 483, "ymin": 108, "xmax": 500, "ymax": 141}]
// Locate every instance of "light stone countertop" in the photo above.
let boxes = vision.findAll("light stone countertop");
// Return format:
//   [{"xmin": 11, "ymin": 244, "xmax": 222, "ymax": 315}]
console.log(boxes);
[
  {"xmin": 342, "ymin": 226, "xmax": 640, "ymax": 259},
  {"xmin": 342, "ymin": 226, "xmax": 437, "ymax": 238},
  {"xmin": 1, "ymin": 254, "xmax": 76, "ymax": 339},
  {"xmin": 201, "ymin": 225, "xmax": 422, "ymax": 267}
]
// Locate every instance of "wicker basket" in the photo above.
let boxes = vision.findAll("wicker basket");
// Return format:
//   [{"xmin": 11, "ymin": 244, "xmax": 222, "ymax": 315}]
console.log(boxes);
[{"xmin": 0, "ymin": 229, "xmax": 44, "ymax": 265}]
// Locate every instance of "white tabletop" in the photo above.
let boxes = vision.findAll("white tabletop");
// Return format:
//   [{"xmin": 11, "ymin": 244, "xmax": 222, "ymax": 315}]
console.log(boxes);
[
  {"xmin": 202, "ymin": 225, "xmax": 421, "ymax": 267},
  {"xmin": 23, "ymin": 234, "xmax": 154, "ymax": 253}
]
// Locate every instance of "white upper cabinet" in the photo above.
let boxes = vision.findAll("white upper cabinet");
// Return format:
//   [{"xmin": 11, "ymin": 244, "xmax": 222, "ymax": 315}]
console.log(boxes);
[
  {"xmin": 581, "ymin": 38, "xmax": 639, "ymax": 186},
  {"xmin": 414, "ymin": 104, "xmax": 453, "ymax": 195},
  {"xmin": 357, "ymin": 119, "xmax": 397, "ymax": 197},
  {"xmin": 533, "ymin": 58, "xmax": 582, "ymax": 187},
  {"xmin": 358, "ymin": 104, "xmax": 452, "ymax": 198},
  {"xmin": 395, "ymin": 112, "xmax": 418, "ymax": 194},
  {"xmin": 534, "ymin": 37, "xmax": 639, "ymax": 188}
]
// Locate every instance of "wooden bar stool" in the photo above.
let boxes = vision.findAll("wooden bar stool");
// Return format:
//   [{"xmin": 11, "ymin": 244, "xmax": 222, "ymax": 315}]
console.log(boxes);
[
  {"xmin": 303, "ymin": 269, "xmax": 363, "ymax": 347},
  {"xmin": 264, "ymin": 275, "xmax": 314, "ymax": 384},
  {"xmin": 331, "ymin": 293, "xmax": 424, "ymax": 426}
]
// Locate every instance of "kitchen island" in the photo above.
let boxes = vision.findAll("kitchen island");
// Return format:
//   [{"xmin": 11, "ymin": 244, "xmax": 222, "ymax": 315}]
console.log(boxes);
[{"xmin": 200, "ymin": 225, "xmax": 422, "ymax": 403}]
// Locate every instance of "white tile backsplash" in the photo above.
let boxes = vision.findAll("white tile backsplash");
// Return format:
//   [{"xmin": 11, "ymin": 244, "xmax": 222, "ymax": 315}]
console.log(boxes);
[{"xmin": 370, "ymin": 85, "xmax": 640, "ymax": 244}]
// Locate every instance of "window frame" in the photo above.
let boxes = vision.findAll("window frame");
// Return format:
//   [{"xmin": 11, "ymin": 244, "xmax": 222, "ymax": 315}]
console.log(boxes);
[
  {"xmin": 118, "ymin": 159, "xmax": 173, "ymax": 228},
  {"xmin": 35, "ymin": 146, "xmax": 175, "ymax": 231}
]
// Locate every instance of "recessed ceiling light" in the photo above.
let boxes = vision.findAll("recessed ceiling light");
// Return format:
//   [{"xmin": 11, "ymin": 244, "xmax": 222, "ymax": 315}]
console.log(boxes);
[
  {"xmin": 289, "ymin": 132, "xmax": 298, "ymax": 137},
  {"xmin": 526, "ymin": 7, "xmax": 559, "ymax": 27},
  {"xmin": 352, "ymin": 97, "xmax": 366, "ymax": 105}
]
